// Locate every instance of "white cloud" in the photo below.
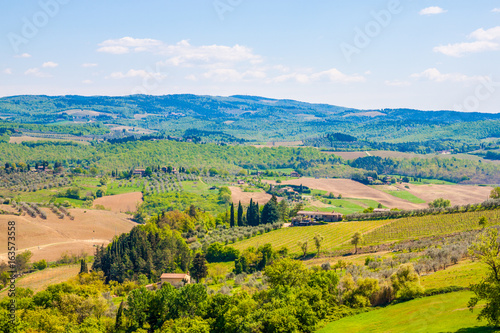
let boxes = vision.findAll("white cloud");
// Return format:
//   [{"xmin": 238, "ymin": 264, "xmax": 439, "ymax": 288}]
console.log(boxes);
[
  {"xmin": 468, "ymin": 26, "xmax": 500, "ymax": 41},
  {"xmin": 272, "ymin": 68, "xmax": 365, "ymax": 84},
  {"xmin": 82, "ymin": 80, "xmax": 93, "ymax": 84},
  {"xmin": 82, "ymin": 63, "xmax": 98, "ymax": 68},
  {"xmin": 410, "ymin": 68, "xmax": 483, "ymax": 82},
  {"xmin": 433, "ymin": 41, "xmax": 499, "ymax": 57},
  {"xmin": 24, "ymin": 68, "xmax": 51, "ymax": 78},
  {"xmin": 419, "ymin": 6, "xmax": 447, "ymax": 15},
  {"xmin": 492, "ymin": 8, "xmax": 500, "ymax": 13},
  {"xmin": 98, "ymin": 38, "xmax": 262, "ymax": 68},
  {"xmin": 107, "ymin": 69, "xmax": 166, "ymax": 80},
  {"xmin": 15, "ymin": 53, "xmax": 31, "ymax": 58},
  {"xmin": 385, "ymin": 80, "xmax": 411, "ymax": 87},
  {"xmin": 42, "ymin": 61, "xmax": 58, "ymax": 68},
  {"xmin": 3, "ymin": 68, "xmax": 13, "ymax": 75},
  {"xmin": 98, "ymin": 37, "xmax": 163, "ymax": 54},
  {"xmin": 434, "ymin": 26, "xmax": 500, "ymax": 56}
]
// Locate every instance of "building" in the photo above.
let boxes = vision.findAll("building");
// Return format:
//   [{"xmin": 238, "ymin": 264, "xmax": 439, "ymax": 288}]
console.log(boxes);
[
  {"xmin": 145, "ymin": 273, "xmax": 191, "ymax": 291},
  {"xmin": 237, "ymin": 180, "xmax": 245, "ymax": 185},
  {"xmin": 133, "ymin": 168, "xmax": 146, "ymax": 176},
  {"xmin": 160, "ymin": 273, "xmax": 191, "ymax": 285},
  {"xmin": 296, "ymin": 210, "xmax": 343, "ymax": 222},
  {"xmin": 290, "ymin": 171, "xmax": 300, "ymax": 177}
]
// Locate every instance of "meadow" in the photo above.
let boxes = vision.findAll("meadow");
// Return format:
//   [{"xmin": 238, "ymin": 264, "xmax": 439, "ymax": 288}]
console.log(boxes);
[{"xmin": 317, "ymin": 291, "xmax": 493, "ymax": 333}]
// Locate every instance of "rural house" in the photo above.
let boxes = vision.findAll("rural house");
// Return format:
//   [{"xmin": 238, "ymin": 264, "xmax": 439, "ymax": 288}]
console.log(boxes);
[
  {"xmin": 295, "ymin": 210, "xmax": 342, "ymax": 223},
  {"xmin": 145, "ymin": 273, "xmax": 191, "ymax": 291}
]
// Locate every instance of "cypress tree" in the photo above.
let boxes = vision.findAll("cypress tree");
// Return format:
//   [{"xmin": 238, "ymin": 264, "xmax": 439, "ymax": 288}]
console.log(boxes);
[
  {"xmin": 247, "ymin": 199, "xmax": 254, "ymax": 226},
  {"xmin": 115, "ymin": 300, "xmax": 124, "ymax": 330},
  {"xmin": 230, "ymin": 203, "xmax": 235, "ymax": 227},
  {"xmin": 261, "ymin": 195, "xmax": 279, "ymax": 224},
  {"xmin": 237, "ymin": 201, "xmax": 243, "ymax": 226},
  {"xmin": 79, "ymin": 259, "xmax": 88, "ymax": 274}
]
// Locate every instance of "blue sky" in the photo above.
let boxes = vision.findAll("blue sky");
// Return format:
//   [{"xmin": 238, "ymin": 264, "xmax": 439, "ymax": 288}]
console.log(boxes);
[{"xmin": 1, "ymin": 0, "xmax": 499, "ymax": 112}]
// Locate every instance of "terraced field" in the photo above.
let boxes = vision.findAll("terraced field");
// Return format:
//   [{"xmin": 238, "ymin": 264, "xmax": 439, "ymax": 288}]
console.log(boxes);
[{"xmin": 232, "ymin": 220, "xmax": 388, "ymax": 253}]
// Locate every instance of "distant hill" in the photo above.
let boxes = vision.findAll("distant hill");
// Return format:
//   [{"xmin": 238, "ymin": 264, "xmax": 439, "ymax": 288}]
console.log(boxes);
[{"xmin": 0, "ymin": 94, "xmax": 499, "ymax": 142}]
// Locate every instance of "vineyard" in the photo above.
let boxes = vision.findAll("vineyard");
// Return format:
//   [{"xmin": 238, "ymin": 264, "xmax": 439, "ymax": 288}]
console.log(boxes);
[
  {"xmin": 232, "ymin": 220, "xmax": 388, "ymax": 253},
  {"xmin": 363, "ymin": 209, "xmax": 500, "ymax": 245}
]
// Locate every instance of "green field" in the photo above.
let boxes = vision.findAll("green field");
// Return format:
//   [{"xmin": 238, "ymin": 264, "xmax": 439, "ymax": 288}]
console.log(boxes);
[
  {"xmin": 385, "ymin": 190, "xmax": 426, "ymax": 204},
  {"xmin": 317, "ymin": 291, "xmax": 493, "ymax": 333},
  {"xmin": 421, "ymin": 260, "xmax": 489, "ymax": 289},
  {"xmin": 307, "ymin": 198, "xmax": 385, "ymax": 215},
  {"xmin": 232, "ymin": 220, "xmax": 388, "ymax": 254},
  {"xmin": 364, "ymin": 209, "xmax": 500, "ymax": 245}
]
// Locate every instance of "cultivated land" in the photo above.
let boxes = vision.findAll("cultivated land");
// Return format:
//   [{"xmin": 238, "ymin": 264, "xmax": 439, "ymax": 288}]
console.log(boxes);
[
  {"xmin": 267, "ymin": 177, "xmax": 425, "ymax": 209},
  {"xmin": 403, "ymin": 183, "xmax": 493, "ymax": 206},
  {"xmin": 0, "ymin": 264, "xmax": 80, "ymax": 297},
  {"xmin": 317, "ymin": 291, "xmax": 490, "ymax": 333},
  {"xmin": 229, "ymin": 186, "xmax": 274, "ymax": 205},
  {"xmin": 0, "ymin": 207, "xmax": 136, "ymax": 261},
  {"xmin": 93, "ymin": 191, "xmax": 143, "ymax": 213},
  {"xmin": 232, "ymin": 220, "xmax": 389, "ymax": 254}
]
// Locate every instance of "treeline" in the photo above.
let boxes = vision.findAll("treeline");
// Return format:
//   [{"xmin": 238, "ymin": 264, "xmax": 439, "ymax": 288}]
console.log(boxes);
[
  {"xmin": 304, "ymin": 133, "xmax": 481, "ymax": 154},
  {"xmin": 485, "ymin": 150, "xmax": 500, "ymax": 160},
  {"xmin": 344, "ymin": 198, "xmax": 500, "ymax": 222}
]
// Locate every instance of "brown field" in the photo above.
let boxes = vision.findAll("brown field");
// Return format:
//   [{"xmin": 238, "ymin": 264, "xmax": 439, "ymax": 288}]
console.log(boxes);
[
  {"xmin": 265, "ymin": 177, "xmax": 426, "ymax": 210},
  {"xmin": 0, "ymin": 207, "xmax": 136, "ymax": 262},
  {"xmin": 0, "ymin": 264, "xmax": 80, "ymax": 297},
  {"xmin": 229, "ymin": 186, "xmax": 277, "ymax": 205},
  {"xmin": 402, "ymin": 183, "xmax": 492, "ymax": 206},
  {"xmin": 93, "ymin": 192, "xmax": 143, "ymax": 213}
]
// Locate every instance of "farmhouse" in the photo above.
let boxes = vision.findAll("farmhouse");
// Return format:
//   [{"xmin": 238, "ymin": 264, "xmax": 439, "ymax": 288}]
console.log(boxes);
[
  {"xmin": 292, "ymin": 211, "xmax": 343, "ymax": 225},
  {"xmin": 133, "ymin": 168, "xmax": 146, "ymax": 176},
  {"xmin": 145, "ymin": 273, "xmax": 191, "ymax": 290},
  {"xmin": 296, "ymin": 210, "xmax": 342, "ymax": 222},
  {"xmin": 290, "ymin": 171, "xmax": 300, "ymax": 177}
]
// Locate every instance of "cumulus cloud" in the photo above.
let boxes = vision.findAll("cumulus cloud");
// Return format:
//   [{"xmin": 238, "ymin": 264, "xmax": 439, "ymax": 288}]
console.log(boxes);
[
  {"xmin": 492, "ymin": 8, "xmax": 500, "ymax": 13},
  {"xmin": 24, "ymin": 68, "xmax": 51, "ymax": 78},
  {"xmin": 107, "ymin": 69, "xmax": 166, "ymax": 80},
  {"xmin": 3, "ymin": 68, "xmax": 13, "ymax": 75},
  {"xmin": 82, "ymin": 63, "xmax": 98, "ymax": 68},
  {"xmin": 82, "ymin": 79, "xmax": 93, "ymax": 84},
  {"xmin": 434, "ymin": 26, "xmax": 500, "ymax": 56},
  {"xmin": 98, "ymin": 37, "xmax": 262, "ymax": 68},
  {"xmin": 419, "ymin": 6, "xmax": 447, "ymax": 15},
  {"xmin": 42, "ymin": 61, "xmax": 58, "ymax": 68},
  {"xmin": 410, "ymin": 68, "xmax": 483, "ymax": 82}
]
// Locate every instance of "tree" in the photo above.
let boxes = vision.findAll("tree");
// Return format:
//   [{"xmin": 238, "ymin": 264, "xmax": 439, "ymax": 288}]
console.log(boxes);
[
  {"xmin": 390, "ymin": 263, "xmax": 423, "ymax": 301},
  {"xmin": 468, "ymin": 228, "xmax": 500, "ymax": 327},
  {"xmin": 479, "ymin": 216, "xmax": 489, "ymax": 229},
  {"xmin": 428, "ymin": 197, "xmax": 451, "ymax": 208},
  {"xmin": 313, "ymin": 234, "xmax": 324, "ymax": 257},
  {"xmin": 230, "ymin": 203, "xmax": 235, "ymax": 227},
  {"xmin": 298, "ymin": 240, "xmax": 308, "ymax": 258},
  {"xmin": 115, "ymin": 300, "xmax": 124, "ymax": 331},
  {"xmin": 490, "ymin": 187, "xmax": 500, "ymax": 199},
  {"xmin": 15, "ymin": 250, "xmax": 33, "ymax": 273},
  {"xmin": 351, "ymin": 232, "xmax": 363, "ymax": 254},
  {"xmin": 261, "ymin": 195, "xmax": 280, "ymax": 224},
  {"xmin": 264, "ymin": 258, "xmax": 309, "ymax": 288},
  {"xmin": 79, "ymin": 259, "xmax": 88, "ymax": 274},
  {"xmin": 190, "ymin": 253, "xmax": 208, "ymax": 283},
  {"xmin": 237, "ymin": 201, "xmax": 243, "ymax": 226},
  {"xmin": 277, "ymin": 199, "xmax": 289, "ymax": 221}
]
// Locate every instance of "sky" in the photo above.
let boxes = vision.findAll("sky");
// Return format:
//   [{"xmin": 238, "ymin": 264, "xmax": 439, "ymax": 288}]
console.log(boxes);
[{"xmin": 1, "ymin": 0, "xmax": 500, "ymax": 113}]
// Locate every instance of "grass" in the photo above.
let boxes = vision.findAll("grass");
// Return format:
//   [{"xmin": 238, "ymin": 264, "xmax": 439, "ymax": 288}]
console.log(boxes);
[
  {"xmin": 421, "ymin": 260, "xmax": 489, "ymax": 290},
  {"xmin": 317, "ymin": 291, "xmax": 494, "ymax": 333},
  {"xmin": 181, "ymin": 180, "xmax": 211, "ymax": 195},
  {"xmin": 385, "ymin": 190, "xmax": 426, "ymax": 204},
  {"xmin": 363, "ymin": 209, "xmax": 500, "ymax": 245},
  {"xmin": 232, "ymin": 220, "xmax": 388, "ymax": 254}
]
